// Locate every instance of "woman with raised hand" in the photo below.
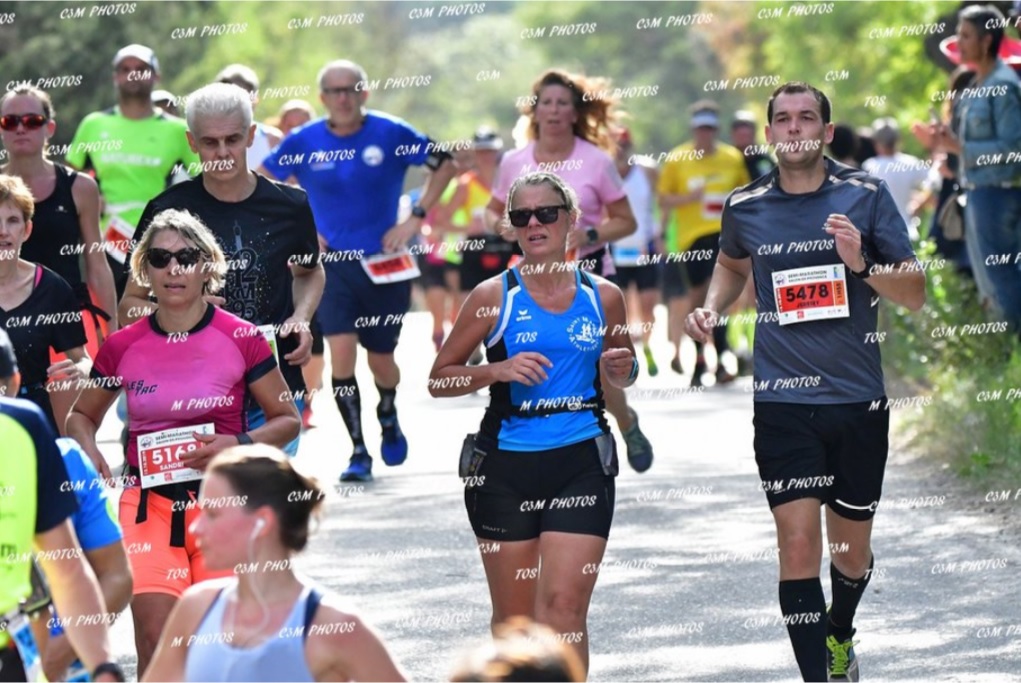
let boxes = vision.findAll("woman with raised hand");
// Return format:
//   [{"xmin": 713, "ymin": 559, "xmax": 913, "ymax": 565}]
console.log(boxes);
[{"xmin": 485, "ymin": 68, "xmax": 653, "ymax": 474}]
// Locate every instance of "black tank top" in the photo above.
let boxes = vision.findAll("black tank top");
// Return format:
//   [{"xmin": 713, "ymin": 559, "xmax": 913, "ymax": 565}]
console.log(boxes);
[{"xmin": 21, "ymin": 164, "xmax": 88, "ymax": 303}]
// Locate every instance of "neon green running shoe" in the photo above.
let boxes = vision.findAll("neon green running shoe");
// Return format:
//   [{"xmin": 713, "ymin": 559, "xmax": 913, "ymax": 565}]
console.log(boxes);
[
  {"xmin": 643, "ymin": 345, "xmax": 658, "ymax": 377},
  {"xmin": 826, "ymin": 629, "xmax": 859, "ymax": 681}
]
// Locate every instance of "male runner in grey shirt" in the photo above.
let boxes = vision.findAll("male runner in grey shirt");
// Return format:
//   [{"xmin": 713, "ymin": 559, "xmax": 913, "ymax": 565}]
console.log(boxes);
[{"xmin": 688, "ymin": 81, "xmax": 925, "ymax": 682}]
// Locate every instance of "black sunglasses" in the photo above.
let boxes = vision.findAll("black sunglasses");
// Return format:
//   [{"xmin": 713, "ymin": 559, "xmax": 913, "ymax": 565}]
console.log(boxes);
[
  {"xmin": 0, "ymin": 114, "xmax": 48, "ymax": 131},
  {"xmin": 322, "ymin": 86, "xmax": 359, "ymax": 96},
  {"xmin": 508, "ymin": 205, "xmax": 568, "ymax": 228},
  {"xmin": 147, "ymin": 247, "xmax": 203, "ymax": 269}
]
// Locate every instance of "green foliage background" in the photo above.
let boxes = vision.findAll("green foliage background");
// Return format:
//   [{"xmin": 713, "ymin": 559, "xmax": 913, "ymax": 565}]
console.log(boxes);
[
  {"xmin": 1, "ymin": 0, "xmax": 1016, "ymax": 478},
  {"xmin": 0, "ymin": 0, "xmax": 960, "ymax": 154}
]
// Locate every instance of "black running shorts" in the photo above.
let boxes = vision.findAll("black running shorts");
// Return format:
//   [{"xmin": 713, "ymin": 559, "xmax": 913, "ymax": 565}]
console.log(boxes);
[
  {"xmin": 753, "ymin": 400, "xmax": 890, "ymax": 521},
  {"xmin": 614, "ymin": 264, "xmax": 660, "ymax": 291},
  {"xmin": 465, "ymin": 437, "xmax": 615, "ymax": 541},
  {"xmin": 677, "ymin": 233, "xmax": 720, "ymax": 290},
  {"xmin": 0, "ymin": 646, "xmax": 27, "ymax": 682},
  {"xmin": 310, "ymin": 315, "xmax": 324, "ymax": 355},
  {"xmin": 459, "ymin": 235, "xmax": 515, "ymax": 291},
  {"xmin": 661, "ymin": 260, "xmax": 688, "ymax": 300},
  {"xmin": 418, "ymin": 258, "xmax": 454, "ymax": 289}
]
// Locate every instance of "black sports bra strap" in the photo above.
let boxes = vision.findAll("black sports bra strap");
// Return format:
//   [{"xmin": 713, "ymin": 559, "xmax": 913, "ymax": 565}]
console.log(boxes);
[
  {"xmin": 302, "ymin": 588, "xmax": 323, "ymax": 641},
  {"xmin": 505, "ymin": 267, "xmax": 520, "ymax": 289}
]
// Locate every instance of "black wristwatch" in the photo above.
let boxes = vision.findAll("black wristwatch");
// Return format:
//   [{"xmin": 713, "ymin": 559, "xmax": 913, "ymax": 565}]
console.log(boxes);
[
  {"xmin": 849, "ymin": 250, "xmax": 875, "ymax": 279},
  {"xmin": 411, "ymin": 204, "xmax": 427, "ymax": 219},
  {"xmin": 236, "ymin": 432, "xmax": 254, "ymax": 445},
  {"xmin": 93, "ymin": 662, "xmax": 126, "ymax": 682},
  {"xmin": 585, "ymin": 228, "xmax": 600, "ymax": 245}
]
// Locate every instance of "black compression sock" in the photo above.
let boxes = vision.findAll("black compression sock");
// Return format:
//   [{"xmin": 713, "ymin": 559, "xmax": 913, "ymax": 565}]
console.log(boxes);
[
  {"xmin": 332, "ymin": 376, "xmax": 364, "ymax": 449},
  {"xmin": 376, "ymin": 384, "xmax": 397, "ymax": 420},
  {"xmin": 713, "ymin": 324, "xmax": 730, "ymax": 353},
  {"xmin": 829, "ymin": 555, "xmax": 873, "ymax": 640},
  {"xmin": 779, "ymin": 578, "xmax": 828, "ymax": 682},
  {"xmin": 694, "ymin": 341, "xmax": 706, "ymax": 366}
]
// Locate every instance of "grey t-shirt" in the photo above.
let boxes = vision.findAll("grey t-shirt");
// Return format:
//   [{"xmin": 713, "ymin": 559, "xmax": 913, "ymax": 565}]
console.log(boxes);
[{"xmin": 719, "ymin": 157, "xmax": 916, "ymax": 404}]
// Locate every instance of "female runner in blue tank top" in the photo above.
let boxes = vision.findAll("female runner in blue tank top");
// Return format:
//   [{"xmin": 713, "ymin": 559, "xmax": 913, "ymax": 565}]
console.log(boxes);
[
  {"xmin": 430, "ymin": 171, "xmax": 638, "ymax": 677},
  {"xmin": 142, "ymin": 445, "xmax": 406, "ymax": 682}
]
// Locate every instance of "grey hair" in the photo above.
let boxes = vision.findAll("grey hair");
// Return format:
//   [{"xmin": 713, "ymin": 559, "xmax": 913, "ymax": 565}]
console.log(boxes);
[
  {"xmin": 216, "ymin": 63, "xmax": 260, "ymax": 93},
  {"xmin": 185, "ymin": 82, "xmax": 253, "ymax": 133},
  {"xmin": 131, "ymin": 208, "xmax": 228, "ymax": 294},
  {"xmin": 317, "ymin": 59, "xmax": 368, "ymax": 90},
  {"xmin": 506, "ymin": 172, "xmax": 581, "ymax": 224}
]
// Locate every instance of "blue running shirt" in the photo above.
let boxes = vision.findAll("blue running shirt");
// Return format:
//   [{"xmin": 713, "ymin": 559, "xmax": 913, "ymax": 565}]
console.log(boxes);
[
  {"xmin": 57, "ymin": 438, "xmax": 122, "ymax": 551},
  {"xmin": 261, "ymin": 112, "xmax": 430, "ymax": 255}
]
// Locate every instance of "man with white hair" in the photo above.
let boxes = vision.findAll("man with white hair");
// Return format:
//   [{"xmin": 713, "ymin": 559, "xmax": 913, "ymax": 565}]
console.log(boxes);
[
  {"xmin": 259, "ymin": 59, "xmax": 457, "ymax": 482},
  {"xmin": 119, "ymin": 83, "xmax": 324, "ymax": 460}
]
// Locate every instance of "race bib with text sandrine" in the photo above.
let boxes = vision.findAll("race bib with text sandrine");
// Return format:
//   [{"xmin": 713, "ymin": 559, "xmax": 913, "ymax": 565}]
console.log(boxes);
[{"xmin": 137, "ymin": 423, "xmax": 214, "ymax": 488}]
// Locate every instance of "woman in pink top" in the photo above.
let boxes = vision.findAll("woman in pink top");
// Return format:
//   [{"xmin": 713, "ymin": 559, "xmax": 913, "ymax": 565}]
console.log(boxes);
[
  {"xmin": 489, "ymin": 69, "xmax": 636, "ymax": 275},
  {"xmin": 67, "ymin": 208, "xmax": 300, "ymax": 675},
  {"xmin": 486, "ymin": 69, "xmax": 654, "ymax": 475}
]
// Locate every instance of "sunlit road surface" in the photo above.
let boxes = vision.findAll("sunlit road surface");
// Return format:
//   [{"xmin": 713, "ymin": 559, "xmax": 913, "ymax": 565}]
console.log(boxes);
[{"xmin": 94, "ymin": 311, "xmax": 1020, "ymax": 681}]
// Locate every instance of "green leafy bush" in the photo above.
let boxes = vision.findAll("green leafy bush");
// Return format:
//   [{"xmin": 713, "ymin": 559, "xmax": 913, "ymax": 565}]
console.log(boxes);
[{"xmin": 883, "ymin": 241, "xmax": 1021, "ymax": 480}]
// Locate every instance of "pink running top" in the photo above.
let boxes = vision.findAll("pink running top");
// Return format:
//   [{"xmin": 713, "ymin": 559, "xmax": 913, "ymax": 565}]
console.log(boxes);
[
  {"xmin": 494, "ymin": 138, "xmax": 626, "ymax": 233},
  {"xmin": 92, "ymin": 305, "xmax": 276, "ymax": 470},
  {"xmin": 494, "ymin": 138, "xmax": 627, "ymax": 273}
]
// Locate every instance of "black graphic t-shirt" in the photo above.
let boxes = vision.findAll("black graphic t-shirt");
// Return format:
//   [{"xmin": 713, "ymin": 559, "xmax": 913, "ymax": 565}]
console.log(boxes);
[
  {"xmin": 132, "ymin": 174, "xmax": 319, "ymax": 398},
  {"xmin": 1, "ymin": 265, "xmax": 88, "ymax": 428}
]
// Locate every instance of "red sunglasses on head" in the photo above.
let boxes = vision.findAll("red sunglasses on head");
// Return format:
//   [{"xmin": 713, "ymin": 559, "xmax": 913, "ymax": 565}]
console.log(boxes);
[{"xmin": 0, "ymin": 114, "xmax": 48, "ymax": 131}]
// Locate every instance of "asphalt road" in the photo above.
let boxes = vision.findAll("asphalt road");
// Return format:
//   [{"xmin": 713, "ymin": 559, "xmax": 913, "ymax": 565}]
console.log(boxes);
[{"xmin": 95, "ymin": 311, "xmax": 1021, "ymax": 682}]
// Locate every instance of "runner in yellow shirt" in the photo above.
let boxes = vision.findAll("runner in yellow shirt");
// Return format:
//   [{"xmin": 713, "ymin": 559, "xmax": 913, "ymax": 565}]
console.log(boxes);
[{"xmin": 658, "ymin": 101, "xmax": 750, "ymax": 386}]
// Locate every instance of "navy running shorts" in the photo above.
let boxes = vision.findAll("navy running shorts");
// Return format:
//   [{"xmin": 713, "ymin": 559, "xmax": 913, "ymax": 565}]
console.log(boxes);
[{"xmin": 318, "ymin": 259, "xmax": 411, "ymax": 353}]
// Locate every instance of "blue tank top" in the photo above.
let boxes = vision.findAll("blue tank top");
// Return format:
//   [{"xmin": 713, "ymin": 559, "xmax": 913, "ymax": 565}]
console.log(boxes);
[
  {"xmin": 184, "ymin": 584, "xmax": 320, "ymax": 682},
  {"xmin": 481, "ymin": 266, "xmax": 609, "ymax": 451}
]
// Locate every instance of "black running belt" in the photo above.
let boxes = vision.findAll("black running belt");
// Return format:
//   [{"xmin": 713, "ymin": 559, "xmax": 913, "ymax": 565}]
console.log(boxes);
[
  {"xmin": 127, "ymin": 465, "xmax": 194, "ymax": 548},
  {"xmin": 502, "ymin": 400, "xmax": 603, "ymax": 417}
]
